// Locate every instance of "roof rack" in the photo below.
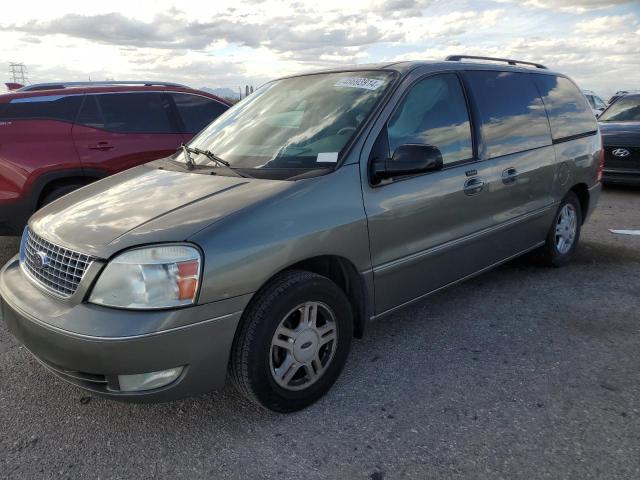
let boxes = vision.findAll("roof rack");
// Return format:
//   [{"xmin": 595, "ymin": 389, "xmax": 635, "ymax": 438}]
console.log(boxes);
[
  {"xmin": 19, "ymin": 81, "xmax": 188, "ymax": 92},
  {"xmin": 445, "ymin": 55, "xmax": 548, "ymax": 70}
]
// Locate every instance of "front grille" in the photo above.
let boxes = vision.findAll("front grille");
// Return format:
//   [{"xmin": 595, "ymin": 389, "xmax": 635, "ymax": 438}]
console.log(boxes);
[{"xmin": 20, "ymin": 228, "xmax": 94, "ymax": 297}]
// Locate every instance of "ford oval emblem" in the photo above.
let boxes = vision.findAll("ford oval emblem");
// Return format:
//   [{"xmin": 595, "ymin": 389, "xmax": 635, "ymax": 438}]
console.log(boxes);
[
  {"xmin": 612, "ymin": 148, "xmax": 630, "ymax": 158},
  {"xmin": 34, "ymin": 251, "xmax": 51, "ymax": 269}
]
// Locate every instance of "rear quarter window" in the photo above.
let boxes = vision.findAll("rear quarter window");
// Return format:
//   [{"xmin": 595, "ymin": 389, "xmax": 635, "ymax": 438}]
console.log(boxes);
[
  {"xmin": 532, "ymin": 75, "xmax": 597, "ymax": 141},
  {"xmin": 466, "ymin": 71, "xmax": 551, "ymax": 158},
  {"xmin": 0, "ymin": 95, "xmax": 82, "ymax": 122},
  {"xmin": 171, "ymin": 93, "xmax": 228, "ymax": 134},
  {"xmin": 75, "ymin": 95, "xmax": 104, "ymax": 129}
]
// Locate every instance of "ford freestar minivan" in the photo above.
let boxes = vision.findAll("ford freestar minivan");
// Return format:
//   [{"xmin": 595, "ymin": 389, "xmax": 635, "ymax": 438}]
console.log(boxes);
[{"xmin": 0, "ymin": 56, "xmax": 602, "ymax": 412}]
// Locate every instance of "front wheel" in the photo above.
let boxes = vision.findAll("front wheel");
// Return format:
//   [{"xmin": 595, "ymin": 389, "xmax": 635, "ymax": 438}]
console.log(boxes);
[
  {"xmin": 539, "ymin": 191, "xmax": 582, "ymax": 267},
  {"xmin": 230, "ymin": 270, "xmax": 353, "ymax": 412}
]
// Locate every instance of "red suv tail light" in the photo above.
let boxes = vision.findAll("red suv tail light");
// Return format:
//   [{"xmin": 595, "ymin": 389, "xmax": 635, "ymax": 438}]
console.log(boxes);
[{"xmin": 596, "ymin": 149, "xmax": 605, "ymax": 183}]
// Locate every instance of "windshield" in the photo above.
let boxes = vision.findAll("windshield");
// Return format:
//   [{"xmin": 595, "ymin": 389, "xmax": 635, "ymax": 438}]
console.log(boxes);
[
  {"xmin": 175, "ymin": 71, "xmax": 395, "ymax": 179},
  {"xmin": 599, "ymin": 95, "xmax": 640, "ymax": 122}
]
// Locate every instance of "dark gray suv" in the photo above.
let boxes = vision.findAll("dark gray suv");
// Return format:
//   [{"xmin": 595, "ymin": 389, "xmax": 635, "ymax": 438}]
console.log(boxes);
[{"xmin": 0, "ymin": 56, "xmax": 602, "ymax": 412}]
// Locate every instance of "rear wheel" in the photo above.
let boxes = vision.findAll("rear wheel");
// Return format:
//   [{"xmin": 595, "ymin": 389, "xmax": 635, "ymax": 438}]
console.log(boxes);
[
  {"xmin": 230, "ymin": 270, "xmax": 353, "ymax": 412},
  {"xmin": 539, "ymin": 191, "xmax": 582, "ymax": 267}
]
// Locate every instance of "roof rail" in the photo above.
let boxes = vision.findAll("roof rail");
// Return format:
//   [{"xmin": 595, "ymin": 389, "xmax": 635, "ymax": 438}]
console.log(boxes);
[
  {"xmin": 445, "ymin": 55, "xmax": 548, "ymax": 70},
  {"xmin": 19, "ymin": 81, "xmax": 188, "ymax": 92}
]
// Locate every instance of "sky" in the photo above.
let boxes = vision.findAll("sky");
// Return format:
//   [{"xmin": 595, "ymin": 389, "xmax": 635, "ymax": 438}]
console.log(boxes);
[{"xmin": 1, "ymin": 0, "xmax": 639, "ymax": 98}]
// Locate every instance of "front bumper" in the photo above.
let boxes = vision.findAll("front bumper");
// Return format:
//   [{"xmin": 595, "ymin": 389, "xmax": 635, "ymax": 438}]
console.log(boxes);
[{"xmin": 0, "ymin": 255, "xmax": 249, "ymax": 402}]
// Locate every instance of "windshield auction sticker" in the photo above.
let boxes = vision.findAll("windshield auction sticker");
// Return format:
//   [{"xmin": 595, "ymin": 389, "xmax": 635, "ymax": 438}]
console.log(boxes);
[
  {"xmin": 334, "ymin": 77, "xmax": 384, "ymax": 91},
  {"xmin": 317, "ymin": 152, "xmax": 339, "ymax": 163}
]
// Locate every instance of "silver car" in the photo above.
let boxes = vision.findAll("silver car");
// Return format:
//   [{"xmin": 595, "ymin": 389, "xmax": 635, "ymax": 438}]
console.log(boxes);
[{"xmin": 0, "ymin": 56, "xmax": 602, "ymax": 412}]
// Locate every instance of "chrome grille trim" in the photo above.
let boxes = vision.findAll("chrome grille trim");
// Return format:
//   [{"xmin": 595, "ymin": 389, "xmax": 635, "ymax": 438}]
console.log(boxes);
[{"xmin": 20, "ymin": 228, "xmax": 94, "ymax": 298}]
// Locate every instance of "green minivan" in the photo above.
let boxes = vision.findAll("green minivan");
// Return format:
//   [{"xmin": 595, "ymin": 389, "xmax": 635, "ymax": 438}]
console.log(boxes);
[{"xmin": 0, "ymin": 56, "xmax": 602, "ymax": 412}]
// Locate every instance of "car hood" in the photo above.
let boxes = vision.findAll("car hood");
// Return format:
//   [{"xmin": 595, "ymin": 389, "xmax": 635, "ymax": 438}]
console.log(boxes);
[
  {"xmin": 29, "ymin": 164, "xmax": 292, "ymax": 258},
  {"xmin": 599, "ymin": 121, "xmax": 640, "ymax": 145}
]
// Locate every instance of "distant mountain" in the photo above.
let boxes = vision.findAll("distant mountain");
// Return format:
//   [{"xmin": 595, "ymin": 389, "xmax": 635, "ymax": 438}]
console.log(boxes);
[{"xmin": 200, "ymin": 87, "xmax": 240, "ymax": 100}]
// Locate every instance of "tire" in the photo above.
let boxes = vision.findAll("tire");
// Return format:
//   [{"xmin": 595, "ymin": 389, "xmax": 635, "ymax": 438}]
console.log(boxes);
[
  {"xmin": 230, "ymin": 270, "xmax": 353, "ymax": 412},
  {"xmin": 539, "ymin": 191, "xmax": 582, "ymax": 267},
  {"xmin": 39, "ymin": 184, "xmax": 84, "ymax": 208}
]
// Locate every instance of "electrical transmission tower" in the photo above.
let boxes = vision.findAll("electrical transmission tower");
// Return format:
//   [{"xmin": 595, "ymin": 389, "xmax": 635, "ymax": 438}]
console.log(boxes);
[{"xmin": 9, "ymin": 63, "xmax": 28, "ymax": 84}]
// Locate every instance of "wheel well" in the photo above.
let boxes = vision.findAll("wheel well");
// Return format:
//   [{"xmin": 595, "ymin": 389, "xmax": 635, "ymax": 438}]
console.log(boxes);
[
  {"xmin": 284, "ymin": 256, "xmax": 369, "ymax": 339},
  {"xmin": 37, "ymin": 176, "xmax": 100, "ymax": 207},
  {"xmin": 570, "ymin": 183, "xmax": 589, "ymax": 224}
]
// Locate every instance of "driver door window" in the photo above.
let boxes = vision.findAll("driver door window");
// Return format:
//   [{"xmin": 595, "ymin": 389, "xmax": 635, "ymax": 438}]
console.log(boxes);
[{"xmin": 387, "ymin": 73, "xmax": 473, "ymax": 166}]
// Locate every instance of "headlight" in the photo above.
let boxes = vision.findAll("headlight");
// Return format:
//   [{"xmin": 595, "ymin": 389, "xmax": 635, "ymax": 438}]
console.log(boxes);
[{"xmin": 89, "ymin": 245, "xmax": 201, "ymax": 309}]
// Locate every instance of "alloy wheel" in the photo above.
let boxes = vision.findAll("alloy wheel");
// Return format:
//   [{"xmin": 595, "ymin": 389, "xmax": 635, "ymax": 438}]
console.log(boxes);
[
  {"xmin": 555, "ymin": 204, "xmax": 577, "ymax": 255},
  {"xmin": 269, "ymin": 301, "xmax": 338, "ymax": 391}
]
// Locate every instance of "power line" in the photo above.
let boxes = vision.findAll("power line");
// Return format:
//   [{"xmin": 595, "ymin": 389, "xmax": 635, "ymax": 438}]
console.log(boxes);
[{"xmin": 8, "ymin": 63, "xmax": 28, "ymax": 84}]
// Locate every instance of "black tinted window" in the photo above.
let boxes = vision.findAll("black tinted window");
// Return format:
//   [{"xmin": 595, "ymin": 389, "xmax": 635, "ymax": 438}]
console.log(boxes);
[
  {"xmin": 533, "ymin": 75, "xmax": 596, "ymax": 140},
  {"xmin": 75, "ymin": 95, "xmax": 104, "ymax": 129},
  {"xmin": 467, "ymin": 71, "xmax": 551, "ymax": 158},
  {"xmin": 96, "ymin": 93, "xmax": 174, "ymax": 133},
  {"xmin": 0, "ymin": 95, "xmax": 81, "ymax": 122},
  {"xmin": 388, "ymin": 74, "xmax": 473, "ymax": 165},
  {"xmin": 171, "ymin": 93, "xmax": 228, "ymax": 133}
]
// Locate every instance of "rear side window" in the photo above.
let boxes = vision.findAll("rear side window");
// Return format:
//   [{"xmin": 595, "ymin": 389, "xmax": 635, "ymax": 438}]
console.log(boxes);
[
  {"xmin": 466, "ymin": 71, "xmax": 551, "ymax": 158},
  {"xmin": 387, "ymin": 73, "xmax": 473, "ymax": 165},
  {"xmin": 171, "ymin": 93, "xmax": 228, "ymax": 134},
  {"xmin": 94, "ymin": 93, "xmax": 175, "ymax": 133},
  {"xmin": 75, "ymin": 96, "xmax": 104, "ymax": 129},
  {"xmin": 533, "ymin": 75, "xmax": 597, "ymax": 141},
  {"xmin": 0, "ymin": 95, "xmax": 81, "ymax": 122}
]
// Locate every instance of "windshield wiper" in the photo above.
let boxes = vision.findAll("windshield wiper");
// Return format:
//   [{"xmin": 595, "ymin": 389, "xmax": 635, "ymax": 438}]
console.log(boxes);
[
  {"xmin": 180, "ymin": 145, "xmax": 253, "ymax": 178},
  {"xmin": 181, "ymin": 145, "xmax": 196, "ymax": 170}
]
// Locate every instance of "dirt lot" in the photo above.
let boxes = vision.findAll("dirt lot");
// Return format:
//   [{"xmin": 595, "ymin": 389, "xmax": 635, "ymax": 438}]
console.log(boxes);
[{"xmin": 0, "ymin": 186, "xmax": 639, "ymax": 480}]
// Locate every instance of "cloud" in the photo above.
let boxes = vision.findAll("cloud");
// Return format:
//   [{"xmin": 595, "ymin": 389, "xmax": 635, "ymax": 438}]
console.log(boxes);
[
  {"xmin": 373, "ymin": 0, "xmax": 434, "ymax": 17},
  {"xmin": 8, "ymin": 9, "xmax": 393, "ymax": 67},
  {"xmin": 396, "ymin": 9, "xmax": 503, "ymax": 42},
  {"xmin": 523, "ymin": 0, "xmax": 634, "ymax": 13},
  {"xmin": 392, "ymin": 26, "xmax": 640, "ymax": 97},
  {"xmin": 1, "ymin": 0, "xmax": 639, "ymax": 97},
  {"xmin": 11, "ymin": 12, "xmax": 252, "ymax": 50},
  {"xmin": 7, "ymin": 6, "xmax": 505, "ymax": 61},
  {"xmin": 575, "ymin": 13, "xmax": 638, "ymax": 33}
]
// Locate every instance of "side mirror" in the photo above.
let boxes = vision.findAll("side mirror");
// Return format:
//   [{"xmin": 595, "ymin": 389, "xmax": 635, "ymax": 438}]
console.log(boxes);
[{"xmin": 372, "ymin": 144, "xmax": 443, "ymax": 183}]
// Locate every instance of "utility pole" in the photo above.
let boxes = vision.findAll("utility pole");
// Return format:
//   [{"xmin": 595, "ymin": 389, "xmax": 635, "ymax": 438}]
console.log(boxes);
[{"xmin": 9, "ymin": 63, "xmax": 28, "ymax": 84}]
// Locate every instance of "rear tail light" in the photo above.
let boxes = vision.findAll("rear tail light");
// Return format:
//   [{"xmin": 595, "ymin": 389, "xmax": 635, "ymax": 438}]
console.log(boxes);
[{"xmin": 596, "ymin": 149, "xmax": 605, "ymax": 182}]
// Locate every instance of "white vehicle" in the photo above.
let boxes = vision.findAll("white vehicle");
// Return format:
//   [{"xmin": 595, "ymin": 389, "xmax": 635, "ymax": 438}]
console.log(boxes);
[{"xmin": 582, "ymin": 89, "xmax": 607, "ymax": 116}]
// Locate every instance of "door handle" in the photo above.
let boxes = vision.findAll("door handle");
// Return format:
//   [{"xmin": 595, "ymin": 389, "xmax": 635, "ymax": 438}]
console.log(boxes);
[
  {"xmin": 502, "ymin": 167, "xmax": 519, "ymax": 185},
  {"xmin": 464, "ymin": 177, "xmax": 484, "ymax": 196},
  {"xmin": 88, "ymin": 142, "xmax": 114, "ymax": 151}
]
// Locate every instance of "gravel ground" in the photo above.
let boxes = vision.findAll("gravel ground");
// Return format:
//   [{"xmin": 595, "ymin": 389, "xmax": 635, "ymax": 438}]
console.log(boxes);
[{"xmin": 1, "ymin": 186, "xmax": 639, "ymax": 480}]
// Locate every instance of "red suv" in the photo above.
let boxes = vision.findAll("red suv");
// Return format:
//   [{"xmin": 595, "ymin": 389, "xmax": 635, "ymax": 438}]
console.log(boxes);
[{"xmin": 0, "ymin": 81, "xmax": 230, "ymax": 235}]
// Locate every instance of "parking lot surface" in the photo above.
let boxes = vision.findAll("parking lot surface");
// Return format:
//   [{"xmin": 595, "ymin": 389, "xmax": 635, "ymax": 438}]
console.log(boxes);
[{"xmin": 1, "ymin": 186, "xmax": 639, "ymax": 480}]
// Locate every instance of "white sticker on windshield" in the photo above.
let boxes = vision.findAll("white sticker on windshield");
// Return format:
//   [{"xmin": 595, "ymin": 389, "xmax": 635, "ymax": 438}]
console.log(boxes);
[
  {"xmin": 334, "ymin": 77, "xmax": 384, "ymax": 91},
  {"xmin": 317, "ymin": 152, "xmax": 339, "ymax": 163}
]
